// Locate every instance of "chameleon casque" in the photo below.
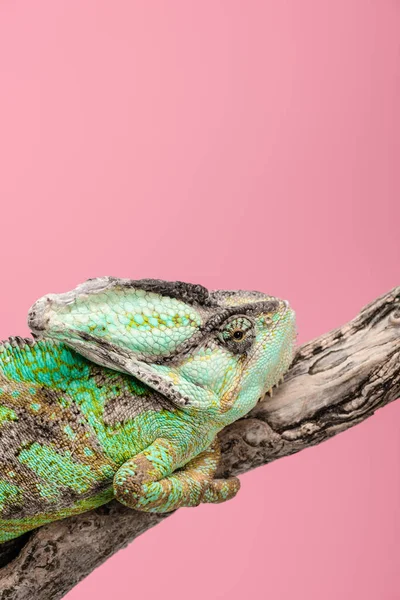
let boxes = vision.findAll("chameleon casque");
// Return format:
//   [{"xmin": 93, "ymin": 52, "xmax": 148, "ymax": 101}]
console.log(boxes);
[{"xmin": 0, "ymin": 277, "xmax": 296, "ymax": 543}]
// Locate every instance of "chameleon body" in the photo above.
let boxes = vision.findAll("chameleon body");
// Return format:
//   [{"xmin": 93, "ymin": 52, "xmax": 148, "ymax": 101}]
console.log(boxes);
[{"xmin": 0, "ymin": 278, "xmax": 296, "ymax": 542}]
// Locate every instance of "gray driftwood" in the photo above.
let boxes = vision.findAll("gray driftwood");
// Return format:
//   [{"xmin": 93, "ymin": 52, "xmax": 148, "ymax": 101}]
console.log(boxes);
[{"xmin": 0, "ymin": 286, "xmax": 399, "ymax": 600}]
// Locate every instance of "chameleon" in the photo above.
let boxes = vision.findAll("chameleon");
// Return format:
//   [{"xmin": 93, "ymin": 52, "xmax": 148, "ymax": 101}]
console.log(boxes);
[{"xmin": 0, "ymin": 277, "xmax": 296, "ymax": 542}]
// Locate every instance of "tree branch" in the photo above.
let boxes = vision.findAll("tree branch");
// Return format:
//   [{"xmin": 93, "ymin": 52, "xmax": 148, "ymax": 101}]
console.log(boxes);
[{"xmin": 1, "ymin": 287, "xmax": 399, "ymax": 600}]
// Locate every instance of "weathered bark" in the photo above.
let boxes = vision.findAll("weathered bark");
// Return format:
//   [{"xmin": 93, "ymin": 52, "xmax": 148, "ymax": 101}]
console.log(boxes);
[{"xmin": 1, "ymin": 286, "xmax": 399, "ymax": 600}]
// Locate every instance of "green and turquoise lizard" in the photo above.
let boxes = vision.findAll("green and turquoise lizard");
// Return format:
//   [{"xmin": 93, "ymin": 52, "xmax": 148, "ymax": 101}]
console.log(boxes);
[{"xmin": 0, "ymin": 278, "xmax": 296, "ymax": 542}]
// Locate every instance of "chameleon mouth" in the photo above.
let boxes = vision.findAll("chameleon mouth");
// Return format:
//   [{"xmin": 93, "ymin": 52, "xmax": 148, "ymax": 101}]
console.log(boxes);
[
  {"xmin": 27, "ymin": 321, "xmax": 217, "ymax": 411},
  {"xmin": 43, "ymin": 329, "xmax": 198, "ymax": 409}
]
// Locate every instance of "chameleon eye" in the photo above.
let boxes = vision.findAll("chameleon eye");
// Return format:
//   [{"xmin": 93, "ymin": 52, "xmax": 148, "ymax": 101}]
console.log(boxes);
[{"xmin": 218, "ymin": 316, "xmax": 255, "ymax": 354}]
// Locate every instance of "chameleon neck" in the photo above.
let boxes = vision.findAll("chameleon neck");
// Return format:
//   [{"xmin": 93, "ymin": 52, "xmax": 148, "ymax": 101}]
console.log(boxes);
[{"xmin": 0, "ymin": 338, "xmax": 212, "ymax": 464}]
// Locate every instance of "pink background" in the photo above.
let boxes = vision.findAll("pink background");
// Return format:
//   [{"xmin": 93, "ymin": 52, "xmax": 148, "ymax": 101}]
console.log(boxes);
[{"xmin": 0, "ymin": 1, "xmax": 399, "ymax": 599}]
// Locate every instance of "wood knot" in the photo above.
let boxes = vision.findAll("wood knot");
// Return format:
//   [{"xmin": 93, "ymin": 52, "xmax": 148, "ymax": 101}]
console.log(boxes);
[{"xmin": 389, "ymin": 309, "xmax": 400, "ymax": 326}]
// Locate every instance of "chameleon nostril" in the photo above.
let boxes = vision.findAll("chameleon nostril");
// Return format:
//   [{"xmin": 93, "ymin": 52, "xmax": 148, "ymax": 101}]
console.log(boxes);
[{"xmin": 27, "ymin": 297, "xmax": 53, "ymax": 332}]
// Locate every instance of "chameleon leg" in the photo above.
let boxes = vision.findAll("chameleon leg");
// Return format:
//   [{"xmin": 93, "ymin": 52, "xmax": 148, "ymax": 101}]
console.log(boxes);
[{"xmin": 113, "ymin": 438, "xmax": 240, "ymax": 513}]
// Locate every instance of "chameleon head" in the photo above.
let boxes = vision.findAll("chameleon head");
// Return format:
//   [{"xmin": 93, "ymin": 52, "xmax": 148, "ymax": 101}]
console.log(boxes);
[{"xmin": 28, "ymin": 278, "xmax": 296, "ymax": 424}]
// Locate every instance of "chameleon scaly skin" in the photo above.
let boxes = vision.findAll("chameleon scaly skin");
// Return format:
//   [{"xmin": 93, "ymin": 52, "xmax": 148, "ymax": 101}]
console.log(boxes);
[{"xmin": 0, "ymin": 278, "xmax": 296, "ymax": 542}]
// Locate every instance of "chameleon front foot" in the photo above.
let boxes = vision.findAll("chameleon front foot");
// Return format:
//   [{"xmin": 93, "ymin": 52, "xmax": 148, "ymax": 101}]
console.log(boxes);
[
  {"xmin": 201, "ymin": 477, "xmax": 240, "ymax": 504},
  {"xmin": 113, "ymin": 439, "xmax": 240, "ymax": 513}
]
